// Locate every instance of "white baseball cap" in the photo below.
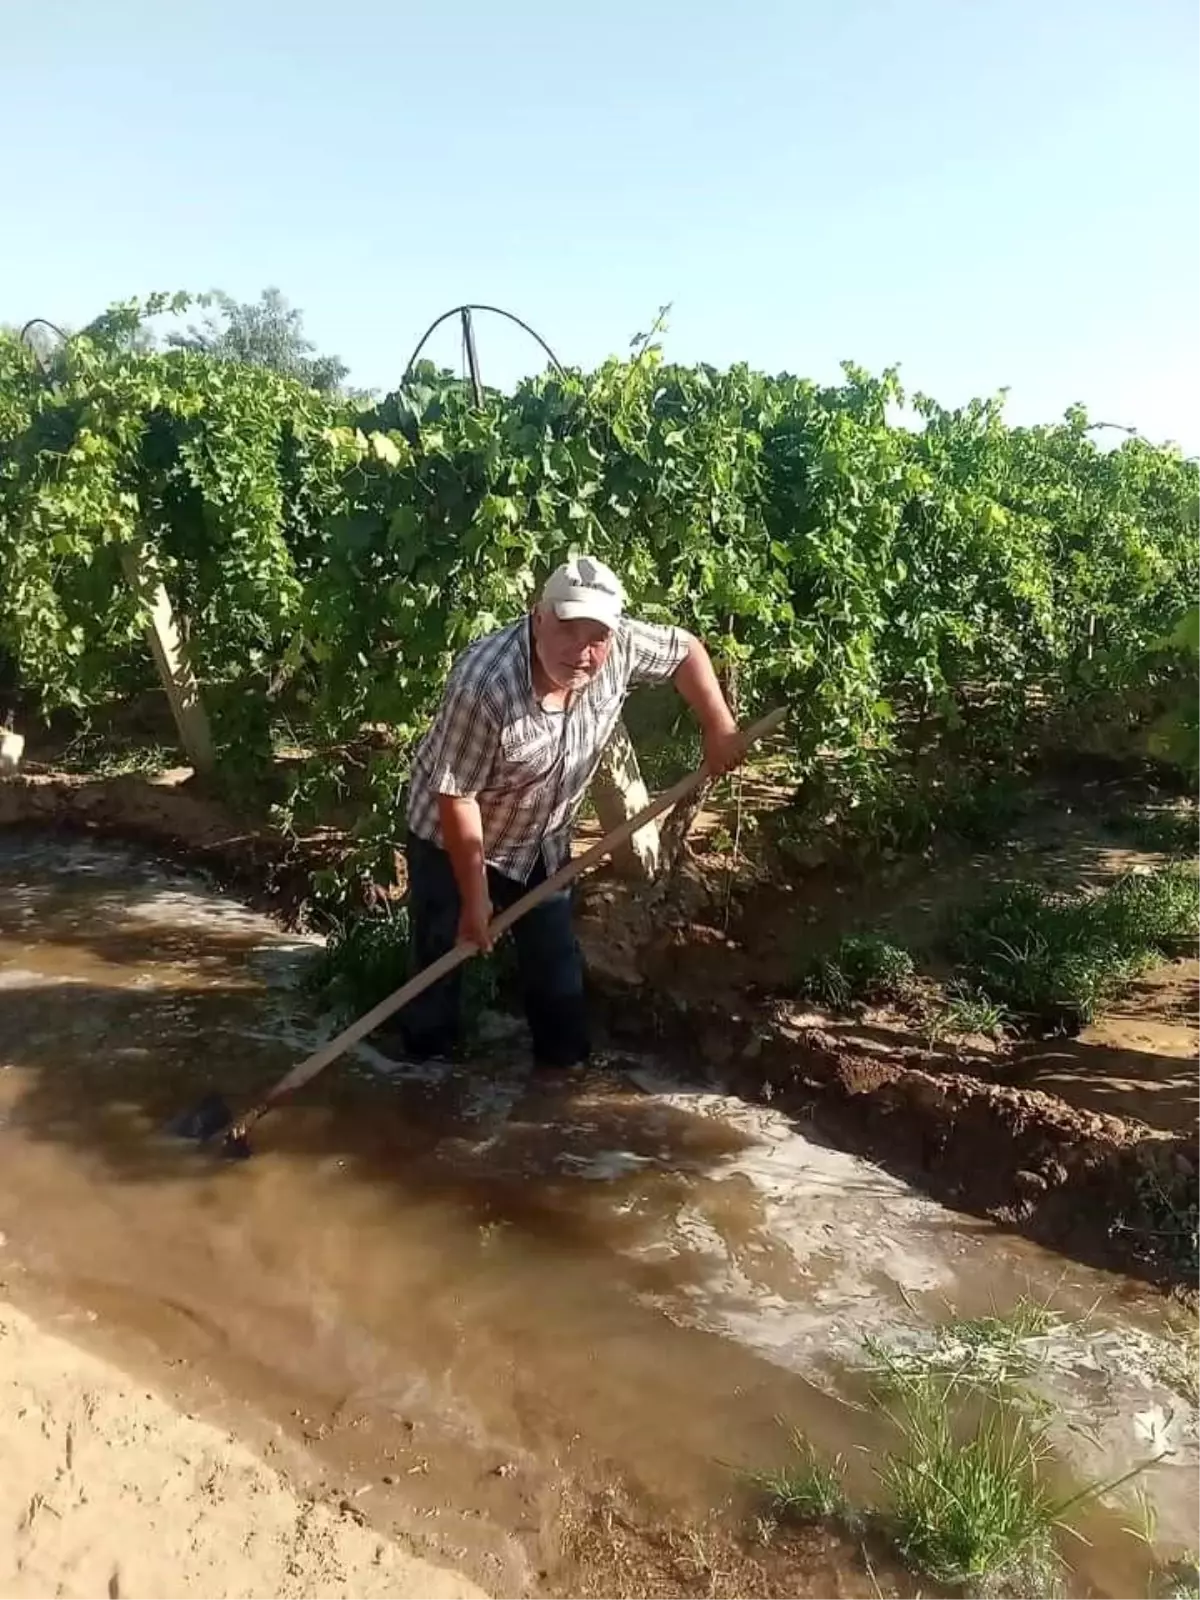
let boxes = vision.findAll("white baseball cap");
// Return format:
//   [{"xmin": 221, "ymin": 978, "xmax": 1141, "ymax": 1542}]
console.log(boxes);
[{"xmin": 541, "ymin": 556, "xmax": 626, "ymax": 629}]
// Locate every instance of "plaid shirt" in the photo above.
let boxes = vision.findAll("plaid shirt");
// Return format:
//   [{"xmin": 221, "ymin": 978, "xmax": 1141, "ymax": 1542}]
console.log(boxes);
[{"xmin": 407, "ymin": 615, "xmax": 691, "ymax": 880}]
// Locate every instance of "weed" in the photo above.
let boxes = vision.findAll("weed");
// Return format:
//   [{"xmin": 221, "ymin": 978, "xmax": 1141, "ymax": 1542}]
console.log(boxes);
[
  {"xmin": 925, "ymin": 984, "xmax": 1010, "ymax": 1042},
  {"xmin": 862, "ymin": 1297, "xmax": 1068, "ymax": 1392},
  {"xmin": 629, "ymin": 720, "xmax": 701, "ymax": 793},
  {"xmin": 1152, "ymin": 1552, "xmax": 1200, "ymax": 1600},
  {"xmin": 753, "ymin": 1327, "xmax": 1163, "ymax": 1598},
  {"xmin": 303, "ymin": 906, "xmax": 516, "ymax": 1045},
  {"xmin": 748, "ymin": 1430, "xmax": 849, "ymax": 1524},
  {"xmin": 952, "ymin": 1296, "xmax": 1062, "ymax": 1351},
  {"xmin": 709, "ymin": 824, "xmax": 736, "ymax": 855},
  {"xmin": 1095, "ymin": 864, "xmax": 1200, "ymax": 949},
  {"xmin": 799, "ymin": 934, "xmax": 916, "ymax": 1010},
  {"xmin": 1105, "ymin": 803, "xmax": 1199, "ymax": 856},
  {"xmin": 946, "ymin": 864, "xmax": 1200, "ymax": 1029},
  {"xmin": 303, "ymin": 905, "xmax": 412, "ymax": 1019},
  {"xmin": 776, "ymin": 758, "xmax": 1030, "ymax": 871},
  {"xmin": 1151, "ymin": 1314, "xmax": 1200, "ymax": 1407},
  {"xmin": 937, "ymin": 777, "xmax": 1029, "ymax": 848},
  {"xmin": 876, "ymin": 1386, "xmax": 1063, "ymax": 1592},
  {"xmin": 1124, "ymin": 1164, "xmax": 1200, "ymax": 1279},
  {"xmin": 56, "ymin": 730, "xmax": 179, "ymax": 777},
  {"xmin": 875, "ymin": 1369, "xmax": 1161, "ymax": 1593}
]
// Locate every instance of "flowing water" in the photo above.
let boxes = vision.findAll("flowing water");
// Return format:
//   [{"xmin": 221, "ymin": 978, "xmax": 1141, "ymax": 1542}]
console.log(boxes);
[{"xmin": 0, "ymin": 834, "xmax": 1195, "ymax": 1597}]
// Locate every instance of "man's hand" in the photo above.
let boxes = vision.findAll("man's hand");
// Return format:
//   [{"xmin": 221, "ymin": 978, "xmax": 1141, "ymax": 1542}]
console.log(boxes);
[
  {"xmin": 457, "ymin": 882, "xmax": 494, "ymax": 951},
  {"xmin": 437, "ymin": 794, "xmax": 493, "ymax": 950},
  {"xmin": 703, "ymin": 724, "xmax": 746, "ymax": 778}
]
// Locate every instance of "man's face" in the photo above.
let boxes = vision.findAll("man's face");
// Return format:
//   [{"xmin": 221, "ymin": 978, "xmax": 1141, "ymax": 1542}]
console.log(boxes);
[{"xmin": 532, "ymin": 605, "xmax": 614, "ymax": 690}]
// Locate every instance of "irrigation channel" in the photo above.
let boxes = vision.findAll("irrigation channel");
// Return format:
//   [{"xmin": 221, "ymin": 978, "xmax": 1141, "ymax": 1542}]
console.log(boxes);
[{"xmin": 0, "ymin": 834, "xmax": 1195, "ymax": 1598}]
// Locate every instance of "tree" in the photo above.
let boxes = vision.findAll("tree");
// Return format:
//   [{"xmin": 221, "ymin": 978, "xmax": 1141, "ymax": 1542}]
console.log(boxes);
[{"xmin": 167, "ymin": 287, "xmax": 350, "ymax": 393}]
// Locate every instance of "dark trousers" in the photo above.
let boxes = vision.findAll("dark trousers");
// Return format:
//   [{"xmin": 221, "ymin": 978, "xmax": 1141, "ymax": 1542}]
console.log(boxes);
[{"xmin": 400, "ymin": 834, "xmax": 590, "ymax": 1068}]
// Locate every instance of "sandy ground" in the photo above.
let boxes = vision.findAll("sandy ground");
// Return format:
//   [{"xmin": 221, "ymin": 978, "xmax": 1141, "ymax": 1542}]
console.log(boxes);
[{"xmin": 0, "ymin": 1300, "xmax": 486, "ymax": 1600}]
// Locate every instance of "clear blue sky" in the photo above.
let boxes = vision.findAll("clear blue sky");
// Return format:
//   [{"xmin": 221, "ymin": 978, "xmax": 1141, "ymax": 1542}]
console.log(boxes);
[{"xmin": 4, "ymin": 0, "xmax": 1197, "ymax": 449}]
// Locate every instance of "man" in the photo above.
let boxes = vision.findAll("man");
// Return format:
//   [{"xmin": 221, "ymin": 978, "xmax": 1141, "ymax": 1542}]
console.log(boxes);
[{"xmin": 400, "ymin": 555, "xmax": 743, "ymax": 1069}]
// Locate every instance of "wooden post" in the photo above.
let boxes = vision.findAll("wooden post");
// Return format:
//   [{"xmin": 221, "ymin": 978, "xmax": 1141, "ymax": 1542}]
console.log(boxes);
[
  {"xmin": 590, "ymin": 718, "xmax": 659, "ymax": 879},
  {"xmin": 119, "ymin": 544, "xmax": 215, "ymax": 774}
]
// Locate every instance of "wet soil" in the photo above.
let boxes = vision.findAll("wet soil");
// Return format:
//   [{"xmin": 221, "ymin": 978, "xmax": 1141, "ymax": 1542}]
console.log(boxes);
[
  {"xmin": 2, "ymin": 762, "xmax": 1197, "ymax": 1293},
  {"xmin": 1004, "ymin": 961, "xmax": 1198, "ymax": 1135},
  {"xmin": 0, "ymin": 835, "xmax": 1197, "ymax": 1600}
]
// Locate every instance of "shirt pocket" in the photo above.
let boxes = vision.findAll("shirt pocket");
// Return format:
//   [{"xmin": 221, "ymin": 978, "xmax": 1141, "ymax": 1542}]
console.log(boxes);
[{"xmin": 498, "ymin": 719, "xmax": 561, "ymax": 793}]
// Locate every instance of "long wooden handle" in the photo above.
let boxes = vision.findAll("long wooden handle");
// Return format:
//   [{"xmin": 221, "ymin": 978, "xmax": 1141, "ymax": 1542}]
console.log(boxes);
[{"xmin": 256, "ymin": 706, "xmax": 786, "ymax": 1108}]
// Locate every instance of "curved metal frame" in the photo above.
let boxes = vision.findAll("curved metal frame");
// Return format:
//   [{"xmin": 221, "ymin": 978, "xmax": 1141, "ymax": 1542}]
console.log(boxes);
[
  {"xmin": 18, "ymin": 318, "xmax": 70, "ymax": 378},
  {"xmin": 1087, "ymin": 418, "xmax": 1196, "ymax": 461},
  {"xmin": 402, "ymin": 303, "xmax": 566, "ymax": 385}
]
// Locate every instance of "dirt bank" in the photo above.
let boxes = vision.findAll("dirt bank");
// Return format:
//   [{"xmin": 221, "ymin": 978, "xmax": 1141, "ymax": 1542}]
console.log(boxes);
[
  {"xmin": 588, "ymin": 964, "xmax": 1197, "ymax": 1291},
  {"xmin": 2, "ymin": 764, "xmax": 1195, "ymax": 1292},
  {"xmin": 0, "ymin": 1298, "xmax": 484, "ymax": 1600}
]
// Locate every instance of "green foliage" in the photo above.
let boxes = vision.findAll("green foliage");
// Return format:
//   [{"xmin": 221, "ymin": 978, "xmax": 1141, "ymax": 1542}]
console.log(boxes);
[
  {"xmin": 951, "ymin": 1297, "xmax": 1061, "ymax": 1348},
  {"xmin": 799, "ymin": 933, "xmax": 915, "ymax": 1009},
  {"xmin": 875, "ymin": 1388, "xmax": 1063, "ymax": 1590},
  {"xmin": 55, "ymin": 731, "xmax": 179, "ymax": 778},
  {"xmin": 1153, "ymin": 1556, "xmax": 1200, "ymax": 1600},
  {"xmin": 748, "ymin": 1431, "xmax": 849, "ymax": 1524},
  {"xmin": 779, "ymin": 757, "xmax": 1033, "ymax": 869},
  {"xmin": 925, "ymin": 984, "xmax": 1010, "ymax": 1042},
  {"xmin": 303, "ymin": 905, "xmax": 518, "ymax": 1047},
  {"xmin": 1, "ymin": 293, "xmax": 1196, "ymax": 863},
  {"xmin": 1148, "ymin": 1313, "xmax": 1199, "ymax": 1407},
  {"xmin": 864, "ymin": 1298, "xmax": 1066, "ymax": 1391},
  {"xmin": 303, "ymin": 905, "xmax": 413, "ymax": 1021},
  {"xmin": 1105, "ymin": 802, "xmax": 1199, "ymax": 856},
  {"xmin": 873, "ymin": 1365, "xmax": 1158, "ymax": 1595},
  {"xmin": 751, "ymin": 1311, "xmax": 1161, "ymax": 1594},
  {"xmin": 1127, "ymin": 1162, "xmax": 1200, "ymax": 1279},
  {"xmin": 866, "ymin": 1318, "xmax": 1161, "ymax": 1593},
  {"xmin": 947, "ymin": 864, "xmax": 1200, "ymax": 1029},
  {"xmin": 0, "ymin": 295, "xmax": 347, "ymax": 756},
  {"xmin": 936, "ymin": 776, "xmax": 1031, "ymax": 847}
]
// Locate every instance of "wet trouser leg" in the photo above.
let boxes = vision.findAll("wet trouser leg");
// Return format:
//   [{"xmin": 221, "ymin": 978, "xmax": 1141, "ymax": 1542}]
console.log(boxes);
[
  {"xmin": 400, "ymin": 835, "xmax": 589, "ymax": 1067},
  {"xmin": 397, "ymin": 834, "xmax": 463, "ymax": 1059},
  {"xmin": 495, "ymin": 855, "xmax": 590, "ymax": 1069}
]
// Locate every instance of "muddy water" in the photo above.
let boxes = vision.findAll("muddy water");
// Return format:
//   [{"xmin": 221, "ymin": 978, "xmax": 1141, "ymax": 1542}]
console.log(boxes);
[{"xmin": 0, "ymin": 835, "xmax": 1195, "ymax": 1598}]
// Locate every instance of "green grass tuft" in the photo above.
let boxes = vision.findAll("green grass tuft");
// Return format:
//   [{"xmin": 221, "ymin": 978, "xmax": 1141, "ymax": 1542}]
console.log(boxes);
[
  {"xmin": 748, "ymin": 1430, "xmax": 849, "ymax": 1524},
  {"xmin": 951, "ymin": 1296, "xmax": 1060, "ymax": 1350},
  {"xmin": 862, "ymin": 1296, "xmax": 1069, "ymax": 1392},
  {"xmin": 947, "ymin": 863, "xmax": 1199, "ymax": 1029},
  {"xmin": 926, "ymin": 984, "xmax": 1010, "ymax": 1041},
  {"xmin": 750, "ymin": 1311, "xmax": 1163, "ymax": 1595},
  {"xmin": 876, "ymin": 1387, "xmax": 1062, "ymax": 1591},
  {"xmin": 799, "ymin": 934, "xmax": 916, "ymax": 1010},
  {"xmin": 1151, "ymin": 1315, "xmax": 1200, "ymax": 1408}
]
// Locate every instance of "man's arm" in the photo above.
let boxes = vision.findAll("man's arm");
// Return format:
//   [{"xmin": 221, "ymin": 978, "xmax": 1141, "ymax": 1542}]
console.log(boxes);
[
  {"xmin": 437, "ymin": 793, "xmax": 493, "ymax": 951},
  {"xmin": 624, "ymin": 618, "xmax": 744, "ymax": 776},
  {"xmin": 672, "ymin": 634, "xmax": 742, "ymax": 775},
  {"xmin": 416, "ymin": 671, "xmax": 497, "ymax": 950}
]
